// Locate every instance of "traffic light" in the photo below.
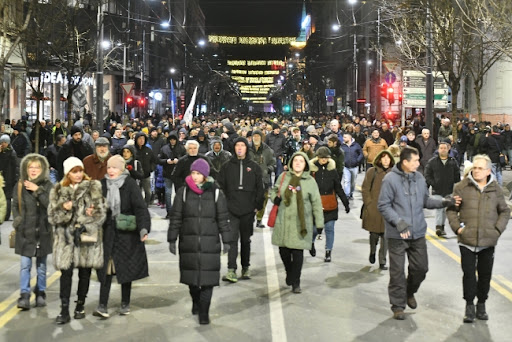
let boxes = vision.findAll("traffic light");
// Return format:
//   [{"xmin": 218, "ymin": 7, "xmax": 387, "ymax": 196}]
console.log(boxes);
[
  {"xmin": 387, "ymin": 87, "xmax": 395, "ymax": 104},
  {"xmin": 380, "ymin": 83, "xmax": 388, "ymax": 98},
  {"xmin": 283, "ymin": 104, "xmax": 291, "ymax": 113},
  {"xmin": 398, "ymin": 92, "xmax": 403, "ymax": 103},
  {"xmin": 126, "ymin": 96, "xmax": 134, "ymax": 109},
  {"xmin": 139, "ymin": 97, "xmax": 146, "ymax": 107}
]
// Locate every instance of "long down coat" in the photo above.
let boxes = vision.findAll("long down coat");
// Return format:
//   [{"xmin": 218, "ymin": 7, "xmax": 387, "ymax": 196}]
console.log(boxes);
[
  {"xmin": 13, "ymin": 154, "xmax": 53, "ymax": 257},
  {"xmin": 168, "ymin": 181, "xmax": 231, "ymax": 287},
  {"xmin": 99, "ymin": 175, "xmax": 151, "ymax": 284},
  {"xmin": 48, "ymin": 179, "xmax": 107, "ymax": 270},
  {"xmin": 270, "ymin": 152, "xmax": 324, "ymax": 250}
]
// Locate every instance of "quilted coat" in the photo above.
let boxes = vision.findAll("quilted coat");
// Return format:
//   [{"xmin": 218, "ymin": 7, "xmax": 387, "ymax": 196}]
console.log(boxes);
[
  {"xmin": 48, "ymin": 179, "xmax": 107, "ymax": 270},
  {"xmin": 168, "ymin": 181, "xmax": 231, "ymax": 286},
  {"xmin": 99, "ymin": 175, "xmax": 151, "ymax": 284},
  {"xmin": 12, "ymin": 154, "xmax": 53, "ymax": 257}
]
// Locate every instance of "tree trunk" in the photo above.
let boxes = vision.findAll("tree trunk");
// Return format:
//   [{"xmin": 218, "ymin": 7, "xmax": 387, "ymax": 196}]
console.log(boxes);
[
  {"xmin": 474, "ymin": 83, "xmax": 483, "ymax": 123},
  {"xmin": 0, "ymin": 69, "xmax": 6, "ymax": 124},
  {"xmin": 451, "ymin": 85, "xmax": 460, "ymax": 141},
  {"xmin": 67, "ymin": 92, "xmax": 74, "ymax": 129},
  {"xmin": 35, "ymin": 99, "xmax": 40, "ymax": 154}
]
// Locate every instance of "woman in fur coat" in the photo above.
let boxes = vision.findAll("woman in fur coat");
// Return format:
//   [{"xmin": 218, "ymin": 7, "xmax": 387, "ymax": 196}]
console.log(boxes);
[
  {"xmin": 48, "ymin": 157, "xmax": 107, "ymax": 324},
  {"xmin": 95, "ymin": 155, "xmax": 151, "ymax": 318},
  {"xmin": 12, "ymin": 154, "xmax": 53, "ymax": 310}
]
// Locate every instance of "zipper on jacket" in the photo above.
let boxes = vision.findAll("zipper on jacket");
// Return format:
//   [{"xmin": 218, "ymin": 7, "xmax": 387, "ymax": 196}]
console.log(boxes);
[{"xmin": 239, "ymin": 160, "xmax": 243, "ymax": 189}]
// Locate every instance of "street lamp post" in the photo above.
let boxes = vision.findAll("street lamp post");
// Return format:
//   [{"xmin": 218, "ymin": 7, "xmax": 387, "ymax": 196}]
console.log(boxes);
[
  {"xmin": 349, "ymin": 0, "xmax": 358, "ymax": 116},
  {"xmin": 96, "ymin": 2, "xmax": 105, "ymax": 132}
]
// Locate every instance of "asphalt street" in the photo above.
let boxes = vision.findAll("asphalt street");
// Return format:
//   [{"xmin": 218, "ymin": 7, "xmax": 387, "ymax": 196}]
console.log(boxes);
[{"xmin": 0, "ymin": 170, "xmax": 512, "ymax": 342}]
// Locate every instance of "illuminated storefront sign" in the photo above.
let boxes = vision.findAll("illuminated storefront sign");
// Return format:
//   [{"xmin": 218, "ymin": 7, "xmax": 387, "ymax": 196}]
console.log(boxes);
[{"xmin": 41, "ymin": 71, "xmax": 94, "ymax": 86}]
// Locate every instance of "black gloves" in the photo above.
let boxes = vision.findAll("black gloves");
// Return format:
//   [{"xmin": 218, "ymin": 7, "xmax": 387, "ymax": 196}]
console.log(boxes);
[
  {"xmin": 169, "ymin": 242, "xmax": 176, "ymax": 255},
  {"xmin": 73, "ymin": 225, "xmax": 86, "ymax": 247},
  {"xmin": 316, "ymin": 228, "xmax": 323, "ymax": 235},
  {"xmin": 273, "ymin": 196, "xmax": 282, "ymax": 206},
  {"xmin": 442, "ymin": 195, "xmax": 456, "ymax": 207},
  {"xmin": 396, "ymin": 220, "xmax": 410, "ymax": 233},
  {"xmin": 345, "ymin": 206, "xmax": 350, "ymax": 214}
]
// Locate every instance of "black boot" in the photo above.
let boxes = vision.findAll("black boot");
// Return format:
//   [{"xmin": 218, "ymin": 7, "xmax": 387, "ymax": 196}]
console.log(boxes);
[
  {"xmin": 309, "ymin": 243, "xmax": 316, "ymax": 257},
  {"xmin": 324, "ymin": 250, "xmax": 332, "ymax": 262},
  {"xmin": 476, "ymin": 302, "xmax": 488, "ymax": 320},
  {"xmin": 436, "ymin": 225, "xmax": 446, "ymax": 237},
  {"xmin": 198, "ymin": 301, "xmax": 211, "ymax": 325},
  {"xmin": 463, "ymin": 303, "xmax": 475, "ymax": 323},
  {"xmin": 74, "ymin": 300, "xmax": 86, "ymax": 319},
  {"xmin": 17, "ymin": 293, "xmax": 30, "ymax": 310},
  {"xmin": 35, "ymin": 289, "xmax": 46, "ymax": 307},
  {"xmin": 56, "ymin": 299, "xmax": 71, "ymax": 324}
]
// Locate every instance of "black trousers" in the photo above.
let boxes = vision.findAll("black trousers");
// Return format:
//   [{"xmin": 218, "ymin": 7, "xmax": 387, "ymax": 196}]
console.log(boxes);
[
  {"xmin": 189, "ymin": 285, "xmax": 213, "ymax": 304},
  {"xmin": 227, "ymin": 212, "xmax": 255, "ymax": 270},
  {"xmin": 460, "ymin": 246, "xmax": 494, "ymax": 304},
  {"xmin": 388, "ymin": 237, "xmax": 428, "ymax": 311},
  {"xmin": 59, "ymin": 266, "xmax": 92, "ymax": 303},
  {"xmin": 99, "ymin": 274, "xmax": 132, "ymax": 306},
  {"xmin": 370, "ymin": 232, "xmax": 388, "ymax": 266},
  {"xmin": 5, "ymin": 197, "xmax": 11, "ymax": 221},
  {"xmin": 279, "ymin": 247, "xmax": 304, "ymax": 287}
]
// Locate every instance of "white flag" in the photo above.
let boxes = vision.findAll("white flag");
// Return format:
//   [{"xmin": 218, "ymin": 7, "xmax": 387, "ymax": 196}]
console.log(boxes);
[{"xmin": 183, "ymin": 86, "xmax": 198, "ymax": 128}]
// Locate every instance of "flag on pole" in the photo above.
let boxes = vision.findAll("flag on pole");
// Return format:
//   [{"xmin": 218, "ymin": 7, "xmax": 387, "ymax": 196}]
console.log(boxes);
[
  {"xmin": 183, "ymin": 86, "xmax": 197, "ymax": 128},
  {"xmin": 169, "ymin": 79, "xmax": 176, "ymax": 121}
]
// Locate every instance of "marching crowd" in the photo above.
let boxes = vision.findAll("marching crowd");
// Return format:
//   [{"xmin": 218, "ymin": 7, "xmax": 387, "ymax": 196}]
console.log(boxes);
[{"xmin": 0, "ymin": 112, "xmax": 509, "ymax": 325}]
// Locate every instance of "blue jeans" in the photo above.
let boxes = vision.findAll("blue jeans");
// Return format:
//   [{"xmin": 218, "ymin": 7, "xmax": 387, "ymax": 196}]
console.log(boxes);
[
  {"xmin": 491, "ymin": 163, "xmax": 503, "ymax": 186},
  {"xmin": 313, "ymin": 220, "xmax": 336, "ymax": 250},
  {"xmin": 343, "ymin": 166, "xmax": 358, "ymax": 197},
  {"xmin": 20, "ymin": 256, "xmax": 47, "ymax": 294},
  {"xmin": 275, "ymin": 157, "xmax": 284, "ymax": 184},
  {"xmin": 164, "ymin": 178, "xmax": 173, "ymax": 214}
]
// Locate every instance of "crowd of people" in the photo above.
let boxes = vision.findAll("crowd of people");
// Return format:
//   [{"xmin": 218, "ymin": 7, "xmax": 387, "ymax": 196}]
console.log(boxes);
[{"xmin": 0, "ymin": 111, "xmax": 510, "ymax": 324}]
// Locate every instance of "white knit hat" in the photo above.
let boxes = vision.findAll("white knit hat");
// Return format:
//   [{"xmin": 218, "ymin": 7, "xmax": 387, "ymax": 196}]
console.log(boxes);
[{"xmin": 63, "ymin": 156, "xmax": 84, "ymax": 176}]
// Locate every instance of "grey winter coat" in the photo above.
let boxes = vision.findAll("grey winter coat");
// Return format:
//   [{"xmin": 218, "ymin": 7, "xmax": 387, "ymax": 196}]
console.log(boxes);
[
  {"xmin": 48, "ymin": 179, "xmax": 107, "ymax": 270},
  {"xmin": 168, "ymin": 181, "xmax": 231, "ymax": 286},
  {"xmin": 249, "ymin": 142, "xmax": 276, "ymax": 188},
  {"xmin": 447, "ymin": 174, "xmax": 509, "ymax": 247},
  {"xmin": 378, "ymin": 163, "xmax": 445, "ymax": 240},
  {"xmin": 13, "ymin": 154, "xmax": 53, "ymax": 257}
]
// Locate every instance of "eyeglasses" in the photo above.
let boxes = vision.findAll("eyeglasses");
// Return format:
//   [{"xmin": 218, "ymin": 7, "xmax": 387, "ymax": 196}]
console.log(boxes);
[{"xmin": 472, "ymin": 167, "xmax": 489, "ymax": 171}]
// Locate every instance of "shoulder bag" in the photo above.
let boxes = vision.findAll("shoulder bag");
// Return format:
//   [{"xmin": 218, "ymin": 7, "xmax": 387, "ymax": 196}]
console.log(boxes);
[
  {"xmin": 116, "ymin": 213, "xmax": 137, "ymax": 231},
  {"xmin": 267, "ymin": 172, "xmax": 286, "ymax": 228}
]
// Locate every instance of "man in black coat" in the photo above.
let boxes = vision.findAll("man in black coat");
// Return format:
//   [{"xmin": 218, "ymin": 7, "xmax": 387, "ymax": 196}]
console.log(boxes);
[
  {"xmin": 0, "ymin": 134, "xmax": 18, "ymax": 221},
  {"xmin": 158, "ymin": 133, "xmax": 186, "ymax": 218},
  {"xmin": 45, "ymin": 134, "xmax": 66, "ymax": 183},
  {"xmin": 134, "ymin": 132, "xmax": 158, "ymax": 205},
  {"xmin": 480, "ymin": 125, "xmax": 505, "ymax": 185},
  {"xmin": 172, "ymin": 140, "xmax": 214, "ymax": 191},
  {"xmin": 265, "ymin": 123, "xmax": 287, "ymax": 180},
  {"xmin": 424, "ymin": 141, "xmax": 461, "ymax": 237},
  {"xmin": 218, "ymin": 137, "xmax": 264, "ymax": 283},
  {"xmin": 56, "ymin": 126, "xmax": 93, "ymax": 180}
]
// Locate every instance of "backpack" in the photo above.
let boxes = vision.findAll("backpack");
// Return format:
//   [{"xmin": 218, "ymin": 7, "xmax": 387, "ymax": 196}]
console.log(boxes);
[{"xmin": 183, "ymin": 187, "xmax": 220, "ymax": 202}]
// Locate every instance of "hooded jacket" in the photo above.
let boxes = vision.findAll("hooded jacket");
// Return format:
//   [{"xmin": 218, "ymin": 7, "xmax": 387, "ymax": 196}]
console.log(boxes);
[
  {"xmin": 218, "ymin": 137, "xmax": 264, "ymax": 216},
  {"xmin": 134, "ymin": 132, "xmax": 158, "ymax": 178},
  {"xmin": 361, "ymin": 150, "xmax": 395, "ymax": 233},
  {"xmin": 56, "ymin": 136, "xmax": 94, "ymax": 179},
  {"xmin": 0, "ymin": 143, "xmax": 17, "ymax": 197},
  {"xmin": 249, "ymin": 138, "xmax": 276, "ymax": 188},
  {"xmin": 447, "ymin": 173, "xmax": 509, "ymax": 247},
  {"xmin": 48, "ymin": 176, "xmax": 107, "ymax": 270},
  {"xmin": 205, "ymin": 139, "xmax": 232, "ymax": 174},
  {"xmin": 122, "ymin": 144, "xmax": 144, "ymax": 180},
  {"xmin": 310, "ymin": 157, "xmax": 349, "ymax": 223},
  {"xmin": 377, "ymin": 163, "xmax": 445, "ymax": 240},
  {"xmin": 12, "ymin": 154, "xmax": 53, "ymax": 257},
  {"xmin": 159, "ymin": 134, "xmax": 186, "ymax": 179},
  {"xmin": 270, "ymin": 152, "xmax": 325, "ymax": 250}
]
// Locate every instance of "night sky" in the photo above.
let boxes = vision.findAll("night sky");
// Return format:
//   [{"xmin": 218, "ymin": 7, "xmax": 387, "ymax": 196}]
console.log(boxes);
[{"xmin": 199, "ymin": 0, "xmax": 303, "ymax": 36}]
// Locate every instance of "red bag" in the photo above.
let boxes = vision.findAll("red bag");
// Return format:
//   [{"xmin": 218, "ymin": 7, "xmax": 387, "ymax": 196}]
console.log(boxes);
[{"xmin": 267, "ymin": 173, "xmax": 286, "ymax": 228}]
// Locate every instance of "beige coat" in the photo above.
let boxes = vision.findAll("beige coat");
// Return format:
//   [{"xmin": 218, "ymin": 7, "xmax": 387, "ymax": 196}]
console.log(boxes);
[{"xmin": 363, "ymin": 138, "xmax": 388, "ymax": 164}]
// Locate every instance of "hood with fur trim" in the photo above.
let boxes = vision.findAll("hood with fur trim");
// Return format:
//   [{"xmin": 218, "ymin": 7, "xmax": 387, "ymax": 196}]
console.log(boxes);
[
  {"xmin": 20, "ymin": 153, "xmax": 50, "ymax": 183},
  {"xmin": 309, "ymin": 157, "xmax": 336, "ymax": 172}
]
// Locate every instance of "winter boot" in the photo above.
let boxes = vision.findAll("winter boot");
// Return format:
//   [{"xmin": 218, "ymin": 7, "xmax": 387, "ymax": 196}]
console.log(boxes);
[
  {"xmin": 198, "ymin": 300, "xmax": 211, "ymax": 325},
  {"xmin": 55, "ymin": 299, "xmax": 71, "ymax": 324},
  {"xmin": 324, "ymin": 250, "xmax": 332, "ymax": 262},
  {"xmin": 35, "ymin": 290, "xmax": 46, "ymax": 307},
  {"xmin": 93, "ymin": 304, "xmax": 110, "ymax": 319},
  {"xmin": 309, "ymin": 243, "xmax": 316, "ymax": 257},
  {"xmin": 74, "ymin": 300, "xmax": 86, "ymax": 319},
  {"xmin": 463, "ymin": 303, "xmax": 476, "ymax": 323},
  {"xmin": 190, "ymin": 289, "xmax": 200, "ymax": 315},
  {"xmin": 436, "ymin": 225, "xmax": 446, "ymax": 237},
  {"xmin": 17, "ymin": 293, "xmax": 30, "ymax": 311},
  {"xmin": 476, "ymin": 302, "xmax": 488, "ymax": 320}
]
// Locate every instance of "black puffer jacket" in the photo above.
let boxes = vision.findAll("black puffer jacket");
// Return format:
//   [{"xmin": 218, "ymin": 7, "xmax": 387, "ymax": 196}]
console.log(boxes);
[
  {"xmin": 172, "ymin": 154, "xmax": 215, "ymax": 190},
  {"xmin": 13, "ymin": 154, "xmax": 53, "ymax": 257},
  {"xmin": 424, "ymin": 155, "xmax": 460, "ymax": 196},
  {"xmin": 134, "ymin": 132, "xmax": 158, "ymax": 178},
  {"xmin": 310, "ymin": 157, "xmax": 349, "ymax": 223},
  {"xmin": 168, "ymin": 181, "xmax": 231, "ymax": 286},
  {"xmin": 0, "ymin": 144, "xmax": 17, "ymax": 198},
  {"xmin": 158, "ymin": 134, "xmax": 186, "ymax": 179},
  {"xmin": 56, "ymin": 139, "xmax": 93, "ymax": 179},
  {"xmin": 99, "ymin": 175, "xmax": 151, "ymax": 284}
]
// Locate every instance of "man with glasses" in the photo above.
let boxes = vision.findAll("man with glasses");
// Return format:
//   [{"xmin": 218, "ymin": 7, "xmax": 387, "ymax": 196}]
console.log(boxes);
[
  {"xmin": 447, "ymin": 154, "xmax": 509, "ymax": 323},
  {"xmin": 378, "ymin": 146, "xmax": 461, "ymax": 320}
]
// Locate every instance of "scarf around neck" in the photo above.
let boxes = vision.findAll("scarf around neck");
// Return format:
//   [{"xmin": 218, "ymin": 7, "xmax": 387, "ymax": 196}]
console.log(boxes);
[
  {"xmin": 185, "ymin": 175, "xmax": 215, "ymax": 195},
  {"xmin": 284, "ymin": 172, "xmax": 307, "ymax": 237},
  {"xmin": 106, "ymin": 170, "xmax": 129, "ymax": 217}
]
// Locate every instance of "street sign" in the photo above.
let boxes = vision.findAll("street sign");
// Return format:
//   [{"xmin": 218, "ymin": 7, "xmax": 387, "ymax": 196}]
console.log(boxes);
[
  {"xmin": 325, "ymin": 89, "xmax": 335, "ymax": 97},
  {"xmin": 120, "ymin": 82, "xmax": 135, "ymax": 96},
  {"xmin": 356, "ymin": 99, "xmax": 366, "ymax": 103},
  {"xmin": 402, "ymin": 70, "xmax": 448, "ymax": 109},
  {"xmin": 384, "ymin": 72, "xmax": 396, "ymax": 84},
  {"xmin": 383, "ymin": 61, "xmax": 398, "ymax": 73},
  {"xmin": 326, "ymin": 95, "xmax": 334, "ymax": 106}
]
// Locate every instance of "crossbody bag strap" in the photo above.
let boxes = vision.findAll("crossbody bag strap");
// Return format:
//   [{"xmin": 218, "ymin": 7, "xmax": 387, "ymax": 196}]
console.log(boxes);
[{"xmin": 277, "ymin": 171, "xmax": 286, "ymax": 198}]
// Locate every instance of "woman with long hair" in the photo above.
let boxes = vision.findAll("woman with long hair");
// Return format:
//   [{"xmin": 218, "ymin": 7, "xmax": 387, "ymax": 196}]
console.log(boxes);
[{"xmin": 48, "ymin": 157, "xmax": 107, "ymax": 324}]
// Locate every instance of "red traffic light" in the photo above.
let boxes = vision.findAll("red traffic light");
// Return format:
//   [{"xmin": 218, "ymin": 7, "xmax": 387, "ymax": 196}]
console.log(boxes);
[
  {"xmin": 387, "ymin": 86, "xmax": 395, "ymax": 104},
  {"xmin": 126, "ymin": 97, "xmax": 133, "ymax": 104},
  {"xmin": 398, "ymin": 93, "xmax": 403, "ymax": 103},
  {"xmin": 380, "ymin": 83, "xmax": 388, "ymax": 98},
  {"xmin": 139, "ymin": 98, "xmax": 145, "ymax": 106}
]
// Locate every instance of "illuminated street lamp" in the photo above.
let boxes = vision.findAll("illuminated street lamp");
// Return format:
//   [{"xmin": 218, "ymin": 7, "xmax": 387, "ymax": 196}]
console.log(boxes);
[{"xmin": 332, "ymin": 24, "xmax": 341, "ymax": 32}]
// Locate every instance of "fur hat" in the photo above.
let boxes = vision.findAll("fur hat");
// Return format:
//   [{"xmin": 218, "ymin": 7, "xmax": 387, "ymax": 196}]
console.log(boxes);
[
  {"xmin": 107, "ymin": 154, "xmax": 126, "ymax": 170},
  {"xmin": 190, "ymin": 158, "xmax": 210, "ymax": 177},
  {"xmin": 63, "ymin": 157, "xmax": 84, "ymax": 176},
  {"xmin": 316, "ymin": 146, "xmax": 331, "ymax": 158},
  {"xmin": 0, "ymin": 134, "xmax": 10, "ymax": 144}
]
